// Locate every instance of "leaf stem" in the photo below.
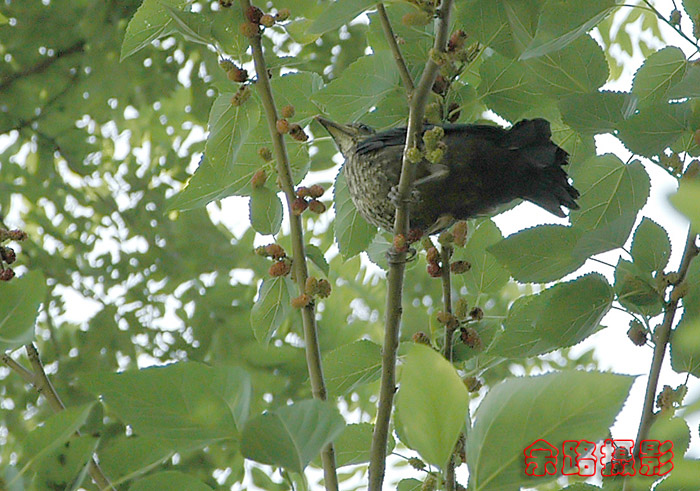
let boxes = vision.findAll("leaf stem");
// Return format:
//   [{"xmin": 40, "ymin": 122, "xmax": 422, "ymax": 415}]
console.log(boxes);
[
  {"xmin": 376, "ymin": 3, "xmax": 415, "ymax": 94},
  {"xmin": 368, "ymin": 1, "xmax": 455, "ymax": 489},
  {"xmin": 238, "ymin": 2, "xmax": 338, "ymax": 489}
]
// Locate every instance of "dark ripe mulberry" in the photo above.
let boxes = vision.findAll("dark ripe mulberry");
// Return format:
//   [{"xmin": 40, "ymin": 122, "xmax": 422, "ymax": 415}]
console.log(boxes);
[
  {"xmin": 308, "ymin": 184, "xmax": 324, "ymax": 198},
  {"xmin": 291, "ymin": 197, "xmax": 308, "ymax": 216},
  {"xmin": 289, "ymin": 124, "xmax": 308, "ymax": 142},
  {"xmin": 307, "ymin": 199, "xmax": 326, "ymax": 214}
]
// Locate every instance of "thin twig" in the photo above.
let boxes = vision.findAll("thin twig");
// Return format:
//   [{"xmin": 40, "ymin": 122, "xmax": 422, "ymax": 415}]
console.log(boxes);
[
  {"xmin": 22, "ymin": 344, "xmax": 116, "ymax": 490},
  {"xmin": 632, "ymin": 230, "xmax": 698, "ymax": 458},
  {"xmin": 238, "ymin": 2, "xmax": 338, "ymax": 489},
  {"xmin": 376, "ymin": 3, "xmax": 415, "ymax": 94},
  {"xmin": 368, "ymin": 1, "xmax": 455, "ymax": 489},
  {"xmin": 439, "ymin": 244, "xmax": 456, "ymax": 490},
  {"xmin": 0, "ymin": 40, "xmax": 85, "ymax": 90}
]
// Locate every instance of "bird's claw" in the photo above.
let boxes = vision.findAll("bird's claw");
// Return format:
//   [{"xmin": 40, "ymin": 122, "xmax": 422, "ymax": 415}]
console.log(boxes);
[
  {"xmin": 389, "ymin": 185, "xmax": 420, "ymax": 210},
  {"xmin": 386, "ymin": 246, "xmax": 417, "ymax": 265}
]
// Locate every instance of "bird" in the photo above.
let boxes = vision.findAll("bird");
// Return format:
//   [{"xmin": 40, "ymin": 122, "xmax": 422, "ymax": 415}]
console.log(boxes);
[{"xmin": 316, "ymin": 117, "xmax": 579, "ymax": 235}]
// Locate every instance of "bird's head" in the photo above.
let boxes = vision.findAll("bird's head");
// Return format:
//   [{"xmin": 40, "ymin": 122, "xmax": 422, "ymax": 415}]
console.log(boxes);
[{"xmin": 315, "ymin": 117, "xmax": 375, "ymax": 157}]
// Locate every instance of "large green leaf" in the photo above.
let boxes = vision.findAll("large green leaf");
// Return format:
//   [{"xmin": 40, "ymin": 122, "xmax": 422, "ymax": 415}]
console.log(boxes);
[
  {"xmin": 670, "ymin": 178, "xmax": 700, "ymax": 232},
  {"xmin": 312, "ymin": 51, "xmax": 400, "ymax": 122},
  {"xmin": 322, "ymin": 339, "xmax": 382, "ymax": 397},
  {"xmin": 0, "ymin": 270, "xmax": 46, "ymax": 351},
  {"xmin": 130, "ymin": 471, "xmax": 212, "ymax": 491},
  {"xmin": 250, "ymin": 277, "xmax": 294, "ymax": 344},
  {"xmin": 521, "ymin": 0, "xmax": 617, "ymax": 59},
  {"xmin": 240, "ymin": 399, "xmax": 345, "ymax": 473},
  {"xmin": 630, "ymin": 217, "xmax": 671, "ymax": 273},
  {"xmin": 82, "ymin": 362, "xmax": 251, "ymax": 447},
  {"xmin": 121, "ymin": 0, "xmax": 187, "ymax": 60},
  {"xmin": 489, "ymin": 273, "xmax": 613, "ymax": 358},
  {"xmin": 487, "ymin": 225, "xmax": 586, "ymax": 283},
  {"xmin": 395, "ymin": 344, "xmax": 469, "ymax": 468},
  {"xmin": 617, "ymin": 102, "xmax": 691, "ymax": 157},
  {"xmin": 249, "ymin": 187, "xmax": 283, "ymax": 236},
  {"xmin": 307, "ymin": 0, "xmax": 375, "ymax": 35},
  {"xmin": 571, "ymin": 154, "xmax": 650, "ymax": 237},
  {"xmin": 631, "ymin": 46, "xmax": 687, "ymax": 108},
  {"xmin": 20, "ymin": 403, "xmax": 95, "ymax": 476},
  {"xmin": 453, "ymin": 219, "xmax": 510, "ymax": 295},
  {"xmin": 467, "ymin": 371, "xmax": 633, "ymax": 490},
  {"xmin": 560, "ymin": 91, "xmax": 637, "ymax": 134}
]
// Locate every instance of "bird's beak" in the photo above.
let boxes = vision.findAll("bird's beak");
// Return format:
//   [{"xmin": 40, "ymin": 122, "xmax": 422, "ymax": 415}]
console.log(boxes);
[{"xmin": 315, "ymin": 116, "xmax": 358, "ymax": 156}]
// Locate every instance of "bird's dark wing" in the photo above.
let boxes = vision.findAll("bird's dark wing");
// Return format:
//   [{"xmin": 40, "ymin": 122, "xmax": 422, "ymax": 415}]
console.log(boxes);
[{"xmin": 355, "ymin": 124, "xmax": 508, "ymax": 156}]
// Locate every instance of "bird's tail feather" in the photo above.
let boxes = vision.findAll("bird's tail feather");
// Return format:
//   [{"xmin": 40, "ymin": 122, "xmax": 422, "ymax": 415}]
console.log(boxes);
[{"xmin": 503, "ymin": 119, "xmax": 580, "ymax": 217}]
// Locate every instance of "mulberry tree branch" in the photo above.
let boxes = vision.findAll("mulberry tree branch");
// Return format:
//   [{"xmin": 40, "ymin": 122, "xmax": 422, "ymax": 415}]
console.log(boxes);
[
  {"xmin": 368, "ymin": 1, "xmax": 456, "ymax": 489},
  {"xmin": 238, "ymin": 2, "xmax": 338, "ymax": 489}
]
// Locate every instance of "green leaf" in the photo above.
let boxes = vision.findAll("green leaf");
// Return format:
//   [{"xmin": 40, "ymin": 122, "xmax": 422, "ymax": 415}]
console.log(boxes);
[
  {"xmin": 454, "ymin": 0, "xmax": 537, "ymax": 59},
  {"xmin": 322, "ymin": 340, "xmax": 382, "ymax": 397},
  {"xmin": 668, "ymin": 64, "xmax": 700, "ymax": 99},
  {"xmin": 249, "ymin": 187, "xmax": 283, "ymax": 236},
  {"xmin": 0, "ymin": 270, "xmax": 46, "ymax": 351},
  {"xmin": 121, "ymin": 0, "xmax": 187, "ymax": 60},
  {"xmin": 129, "ymin": 471, "xmax": 213, "ymax": 491},
  {"xmin": 649, "ymin": 416, "xmax": 690, "ymax": 457},
  {"xmin": 395, "ymin": 344, "xmax": 469, "ymax": 468},
  {"xmin": 489, "ymin": 273, "xmax": 612, "ymax": 358},
  {"xmin": 467, "ymin": 371, "xmax": 634, "ymax": 490},
  {"xmin": 454, "ymin": 219, "xmax": 510, "ymax": 295},
  {"xmin": 617, "ymin": 102, "xmax": 690, "ymax": 157},
  {"xmin": 488, "ymin": 225, "xmax": 587, "ymax": 283},
  {"xmin": 250, "ymin": 277, "xmax": 293, "ymax": 344},
  {"xmin": 82, "ymin": 362, "xmax": 250, "ymax": 447},
  {"xmin": 168, "ymin": 93, "xmax": 261, "ymax": 211},
  {"xmin": 333, "ymin": 168, "xmax": 377, "ymax": 258},
  {"xmin": 99, "ymin": 436, "xmax": 173, "ymax": 485},
  {"xmin": 312, "ymin": 51, "xmax": 400, "ymax": 122},
  {"xmin": 652, "ymin": 458, "xmax": 700, "ymax": 490},
  {"xmin": 20, "ymin": 403, "xmax": 95, "ymax": 476},
  {"xmin": 560, "ymin": 91, "xmax": 638, "ymax": 134},
  {"xmin": 571, "ymin": 155, "xmax": 650, "ymax": 236},
  {"xmin": 397, "ymin": 479, "xmax": 423, "ymax": 491},
  {"xmin": 614, "ymin": 259, "xmax": 663, "ymax": 316},
  {"xmin": 33, "ymin": 434, "xmax": 98, "ymax": 490},
  {"xmin": 478, "ymin": 52, "xmax": 545, "ymax": 121},
  {"xmin": 271, "ymin": 72, "xmax": 325, "ymax": 123},
  {"xmin": 631, "ymin": 46, "xmax": 687, "ymax": 108},
  {"xmin": 307, "ymin": 0, "xmax": 375, "ymax": 35},
  {"xmin": 671, "ymin": 316, "xmax": 700, "ymax": 377},
  {"xmin": 240, "ymin": 399, "xmax": 345, "ymax": 473},
  {"xmin": 332, "ymin": 423, "xmax": 394, "ymax": 468},
  {"xmin": 161, "ymin": 4, "xmax": 212, "ymax": 46},
  {"xmin": 630, "ymin": 217, "xmax": 671, "ymax": 272},
  {"xmin": 305, "ymin": 244, "xmax": 330, "ymax": 276},
  {"xmin": 521, "ymin": 0, "xmax": 616, "ymax": 59},
  {"xmin": 525, "ymin": 36, "xmax": 608, "ymax": 97},
  {"xmin": 670, "ymin": 179, "xmax": 700, "ymax": 232}
]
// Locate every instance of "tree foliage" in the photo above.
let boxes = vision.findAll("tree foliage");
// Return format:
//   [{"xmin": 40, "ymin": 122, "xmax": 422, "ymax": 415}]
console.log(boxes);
[{"xmin": 1, "ymin": 0, "xmax": 700, "ymax": 490}]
